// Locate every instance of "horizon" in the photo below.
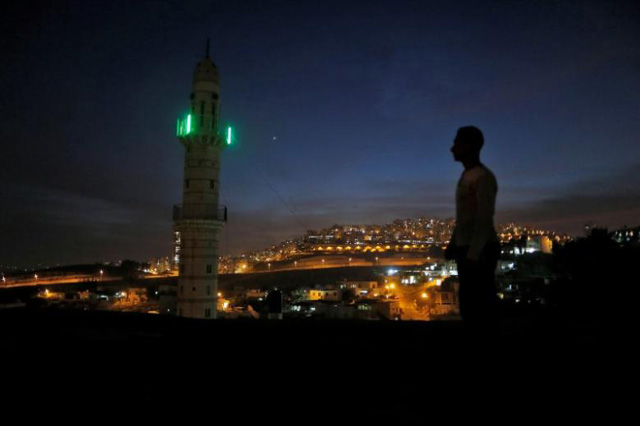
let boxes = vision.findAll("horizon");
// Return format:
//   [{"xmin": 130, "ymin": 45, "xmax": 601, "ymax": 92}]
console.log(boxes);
[{"xmin": 1, "ymin": 215, "xmax": 589, "ymax": 270}]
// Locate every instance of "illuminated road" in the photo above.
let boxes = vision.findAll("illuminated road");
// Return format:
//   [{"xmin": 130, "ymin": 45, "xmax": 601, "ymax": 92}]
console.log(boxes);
[
  {"xmin": 2, "ymin": 257, "xmax": 437, "ymax": 287},
  {"xmin": 247, "ymin": 256, "xmax": 436, "ymax": 274},
  {"xmin": 1, "ymin": 276, "xmax": 121, "ymax": 288},
  {"xmin": 1, "ymin": 273, "xmax": 174, "ymax": 289},
  {"xmin": 394, "ymin": 283, "xmax": 431, "ymax": 321}
]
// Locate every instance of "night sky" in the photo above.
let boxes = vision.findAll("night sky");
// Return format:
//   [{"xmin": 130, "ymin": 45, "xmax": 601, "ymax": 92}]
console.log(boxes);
[{"xmin": 1, "ymin": 0, "xmax": 639, "ymax": 267}]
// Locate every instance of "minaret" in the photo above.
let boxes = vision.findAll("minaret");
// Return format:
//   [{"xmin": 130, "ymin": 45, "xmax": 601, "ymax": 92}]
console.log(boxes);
[{"xmin": 173, "ymin": 44, "xmax": 228, "ymax": 319}]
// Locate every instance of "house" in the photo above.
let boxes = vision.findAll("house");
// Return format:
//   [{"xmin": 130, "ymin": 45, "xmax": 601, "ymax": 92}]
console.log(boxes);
[
  {"xmin": 339, "ymin": 281, "xmax": 378, "ymax": 297},
  {"xmin": 308, "ymin": 289, "xmax": 341, "ymax": 301}
]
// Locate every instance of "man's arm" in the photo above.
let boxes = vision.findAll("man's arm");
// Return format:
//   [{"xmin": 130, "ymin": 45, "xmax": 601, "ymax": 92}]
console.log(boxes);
[
  {"xmin": 444, "ymin": 227, "xmax": 458, "ymax": 260},
  {"xmin": 467, "ymin": 172, "xmax": 497, "ymax": 261}
]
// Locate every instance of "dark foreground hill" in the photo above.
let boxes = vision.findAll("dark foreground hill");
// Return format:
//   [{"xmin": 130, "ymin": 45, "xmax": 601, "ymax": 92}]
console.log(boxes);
[{"xmin": 0, "ymin": 307, "xmax": 628, "ymax": 421}]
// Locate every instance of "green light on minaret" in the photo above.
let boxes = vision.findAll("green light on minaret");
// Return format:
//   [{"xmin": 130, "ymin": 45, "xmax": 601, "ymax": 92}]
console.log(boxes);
[
  {"xmin": 186, "ymin": 114, "xmax": 192, "ymax": 134},
  {"xmin": 227, "ymin": 126, "xmax": 232, "ymax": 145}
]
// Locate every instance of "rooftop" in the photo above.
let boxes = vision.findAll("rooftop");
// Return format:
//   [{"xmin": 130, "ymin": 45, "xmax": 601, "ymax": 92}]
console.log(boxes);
[{"xmin": 0, "ymin": 307, "xmax": 617, "ymax": 420}]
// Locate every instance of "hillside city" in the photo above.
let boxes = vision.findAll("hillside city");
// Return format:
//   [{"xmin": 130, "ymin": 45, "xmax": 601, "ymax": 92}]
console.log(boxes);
[{"xmin": 203, "ymin": 218, "xmax": 571, "ymax": 275}]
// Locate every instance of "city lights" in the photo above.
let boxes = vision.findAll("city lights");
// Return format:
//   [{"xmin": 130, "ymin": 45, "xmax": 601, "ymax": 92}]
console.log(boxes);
[{"xmin": 214, "ymin": 217, "xmax": 570, "ymax": 275}]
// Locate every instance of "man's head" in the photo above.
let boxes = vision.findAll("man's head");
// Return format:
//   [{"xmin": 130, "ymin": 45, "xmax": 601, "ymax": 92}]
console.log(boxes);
[{"xmin": 451, "ymin": 126, "xmax": 484, "ymax": 163}]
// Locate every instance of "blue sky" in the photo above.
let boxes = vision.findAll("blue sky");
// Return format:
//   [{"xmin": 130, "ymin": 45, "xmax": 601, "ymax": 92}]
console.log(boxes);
[{"xmin": 1, "ymin": 0, "xmax": 639, "ymax": 266}]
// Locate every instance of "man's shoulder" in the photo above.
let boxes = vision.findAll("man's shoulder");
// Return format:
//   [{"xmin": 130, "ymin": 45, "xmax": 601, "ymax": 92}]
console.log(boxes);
[
  {"xmin": 464, "ymin": 164, "xmax": 496, "ymax": 181},
  {"xmin": 480, "ymin": 164, "xmax": 497, "ymax": 181}
]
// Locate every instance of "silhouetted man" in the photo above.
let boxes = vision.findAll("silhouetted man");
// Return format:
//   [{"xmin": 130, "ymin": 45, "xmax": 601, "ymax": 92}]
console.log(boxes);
[{"xmin": 445, "ymin": 126, "xmax": 500, "ymax": 336}]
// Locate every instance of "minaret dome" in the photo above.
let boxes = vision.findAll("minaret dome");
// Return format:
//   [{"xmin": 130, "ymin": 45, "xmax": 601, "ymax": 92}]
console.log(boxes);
[{"xmin": 193, "ymin": 57, "xmax": 219, "ymax": 85}]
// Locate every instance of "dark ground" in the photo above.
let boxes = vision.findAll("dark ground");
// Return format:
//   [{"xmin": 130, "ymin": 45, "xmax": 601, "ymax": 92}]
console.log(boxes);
[{"xmin": 0, "ymin": 307, "xmax": 628, "ymax": 421}]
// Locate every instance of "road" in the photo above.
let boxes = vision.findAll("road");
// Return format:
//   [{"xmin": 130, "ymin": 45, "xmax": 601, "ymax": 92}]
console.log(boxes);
[
  {"xmin": 1, "ymin": 273, "xmax": 173, "ymax": 289},
  {"xmin": 248, "ymin": 255, "xmax": 435, "ymax": 274},
  {"xmin": 394, "ymin": 283, "xmax": 431, "ymax": 321}
]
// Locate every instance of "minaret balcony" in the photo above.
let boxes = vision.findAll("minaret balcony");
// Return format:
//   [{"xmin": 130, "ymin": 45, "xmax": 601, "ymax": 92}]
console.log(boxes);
[
  {"xmin": 176, "ymin": 114, "xmax": 217, "ymax": 137},
  {"xmin": 177, "ymin": 114, "xmax": 233, "ymax": 145},
  {"xmin": 173, "ymin": 204, "xmax": 228, "ymax": 222}
]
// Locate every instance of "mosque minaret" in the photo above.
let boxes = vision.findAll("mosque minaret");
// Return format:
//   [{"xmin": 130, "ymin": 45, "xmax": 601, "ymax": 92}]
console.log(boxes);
[{"xmin": 173, "ymin": 43, "xmax": 229, "ymax": 319}]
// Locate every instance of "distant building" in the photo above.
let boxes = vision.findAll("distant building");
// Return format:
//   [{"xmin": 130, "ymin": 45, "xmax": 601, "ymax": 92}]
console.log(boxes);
[
  {"xmin": 496, "ymin": 260, "xmax": 516, "ymax": 275},
  {"xmin": 148, "ymin": 257, "xmax": 172, "ymax": 274},
  {"xmin": 440, "ymin": 261, "xmax": 458, "ymax": 277},
  {"xmin": 399, "ymin": 270, "xmax": 423, "ymax": 285},
  {"xmin": 498, "ymin": 278, "xmax": 547, "ymax": 306},
  {"xmin": 612, "ymin": 226, "xmax": 639, "ymax": 245},
  {"xmin": 308, "ymin": 289, "xmax": 341, "ymax": 301},
  {"xmin": 375, "ymin": 300, "xmax": 402, "ymax": 320},
  {"xmin": 37, "ymin": 290, "xmax": 65, "ymax": 301},
  {"xmin": 289, "ymin": 299, "xmax": 401, "ymax": 320},
  {"xmin": 113, "ymin": 288, "xmax": 148, "ymax": 305},
  {"xmin": 378, "ymin": 275, "xmax": 401, "ymax": 290},
  {"xmin": 584, "ymin": 221, "xmax": 599, "ymax": 237},
  {"xmin": 245, "ymin": 289, "xmax": 266, "ymax": 299},
  {"xmin": 526, "ymin": 235, "xmax": 553, "ymax": 254},
  {"xmin": 333, "ymin": 299, "xmax": 402, "ymax": 320},
  {"xmin": 427, "ymin": 280, "xmax": 460, "ymax": 316},
  {"xmin": 339, "ymin": 281, "xmax": 378, "ymax": 297},
  {"xmin": 430, "ymin": 291, "xmax": 458, "ymax": 316},
  {"xmin": 305, "ymin": 230, "xmax": 322, "ymax": 244},
  {"xmin": 287, "ymin": 300, "xmax": 317, "ymax": 317}
]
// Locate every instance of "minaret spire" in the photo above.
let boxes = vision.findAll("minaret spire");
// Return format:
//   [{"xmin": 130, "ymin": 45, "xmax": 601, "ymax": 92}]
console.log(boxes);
[{"xmin": 206, "ymin": 38, "xmax": 210, "ymax": 59}]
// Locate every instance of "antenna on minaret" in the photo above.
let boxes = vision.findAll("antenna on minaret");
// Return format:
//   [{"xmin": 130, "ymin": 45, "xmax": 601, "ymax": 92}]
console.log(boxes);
[{"xmin": 206, "ymin": 38, "xmax": 210, "ymax": 59}]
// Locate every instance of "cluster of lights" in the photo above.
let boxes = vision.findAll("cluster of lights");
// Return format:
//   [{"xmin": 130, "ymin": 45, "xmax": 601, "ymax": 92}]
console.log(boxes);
[{"xmin": 313, "ymin": 243, "xmax": 427, "ymax": 252}]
